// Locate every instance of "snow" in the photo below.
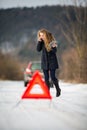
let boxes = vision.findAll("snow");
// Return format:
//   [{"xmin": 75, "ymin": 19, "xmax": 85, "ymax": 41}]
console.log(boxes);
[{"xmin": 0, "ymin": 80, "xmax": 87, "ymax": 130}]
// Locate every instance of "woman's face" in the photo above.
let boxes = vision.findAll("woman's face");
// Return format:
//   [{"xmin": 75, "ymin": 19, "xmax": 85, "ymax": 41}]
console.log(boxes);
[{"xmin": 39, "ymin": 32, "xmax": 45, "ymax": 40}]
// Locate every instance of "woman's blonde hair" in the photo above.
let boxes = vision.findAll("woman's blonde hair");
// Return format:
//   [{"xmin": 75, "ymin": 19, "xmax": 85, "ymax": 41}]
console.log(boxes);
[{"xmin": 37, "ymin": 28, "xmax": 55, "ymax": 52}]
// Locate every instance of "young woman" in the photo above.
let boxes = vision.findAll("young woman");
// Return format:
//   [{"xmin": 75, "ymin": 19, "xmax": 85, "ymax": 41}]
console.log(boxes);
[{"xmin": 36, "ymin": 28, "xmax": 61, "ymax": 97}]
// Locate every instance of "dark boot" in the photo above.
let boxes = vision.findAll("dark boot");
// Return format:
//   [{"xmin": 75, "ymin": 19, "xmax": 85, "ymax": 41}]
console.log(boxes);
[
  {"xmin": 53, "ymin": 79, "xmax": 61, "ymax": 97},
  {"xmin": 45, "ymin": 80, "xmax": 50, "ymax": 90}
]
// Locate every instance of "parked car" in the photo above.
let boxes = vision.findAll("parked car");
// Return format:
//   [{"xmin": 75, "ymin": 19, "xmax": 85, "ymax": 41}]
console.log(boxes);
[
  {"xmin": 24, "ymin": 61, "xmax": 53, "ymax": 87},
  {"xmin": 24, "ymin": 61, "xmax": 43, "ymax": 86}
]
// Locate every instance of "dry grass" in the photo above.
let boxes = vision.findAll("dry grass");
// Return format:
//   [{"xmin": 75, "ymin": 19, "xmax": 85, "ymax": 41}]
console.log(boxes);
[
  {"xmin": 0, "ymin": 51, "xmax": 23, "ymax": 80},
  {"xmin": 59, "ymin": 47, "xmax": 87, "ymax": 83}
]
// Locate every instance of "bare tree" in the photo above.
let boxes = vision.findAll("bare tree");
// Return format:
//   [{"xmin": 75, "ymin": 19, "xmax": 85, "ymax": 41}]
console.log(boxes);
[{"xmin": 60, "ymin": 0, "xmax": 87, "ymax": 82}]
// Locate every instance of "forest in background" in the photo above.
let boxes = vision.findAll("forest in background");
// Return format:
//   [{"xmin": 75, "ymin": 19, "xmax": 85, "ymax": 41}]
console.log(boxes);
[
  {"xmin": 0, "ymin": 4, "xmax": 87, "ymax": 83},
  {"xmin": 0, "ymin": 5, "xmax": 68, "ymax": 60}
]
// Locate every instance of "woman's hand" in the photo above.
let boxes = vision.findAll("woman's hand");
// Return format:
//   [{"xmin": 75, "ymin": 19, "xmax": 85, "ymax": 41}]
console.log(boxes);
[
  {"xmin": 52, "ymin": 43, "xmax": 57, "ymax": 48},
  {"xmin": 38, "ymin": 38, "xmax": 43, "ymax": 42}
]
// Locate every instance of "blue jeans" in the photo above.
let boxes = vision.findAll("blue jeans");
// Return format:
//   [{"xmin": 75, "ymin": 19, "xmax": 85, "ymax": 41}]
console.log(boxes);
[
  {"xmin": 43, "ymin": 69, "xmax": 57, "ymax": 82},
  {"xmin": 43, "ymin": 69, "xmax": 61, "ymax": 96}
]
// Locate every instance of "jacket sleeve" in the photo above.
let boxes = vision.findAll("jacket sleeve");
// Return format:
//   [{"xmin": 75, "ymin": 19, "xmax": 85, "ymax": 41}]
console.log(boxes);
[
  {"xmin": 51, "ymin": 47, "xmax": 57, "ymax": 53},
  {"xmin": 36, "ymin": 41, "xmax": 44, "ymax": 52}
]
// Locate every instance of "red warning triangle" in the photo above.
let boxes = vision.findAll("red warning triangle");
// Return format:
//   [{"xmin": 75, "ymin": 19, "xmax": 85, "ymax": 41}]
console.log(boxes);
[{"xmin": 22, "ymin": 71, "xmax": 52, "ymax": 99}]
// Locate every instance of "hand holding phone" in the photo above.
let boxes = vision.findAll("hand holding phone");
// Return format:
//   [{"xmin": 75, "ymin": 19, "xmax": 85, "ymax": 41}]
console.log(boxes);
[{"xmin": 38, "ymin": 38, "xmax": 43, "ymax": 42}]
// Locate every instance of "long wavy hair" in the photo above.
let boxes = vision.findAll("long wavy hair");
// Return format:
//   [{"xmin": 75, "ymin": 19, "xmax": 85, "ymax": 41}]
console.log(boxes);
[{"xmin": 37, "ymin": 29, "xmax": 55, "ymax": 52}]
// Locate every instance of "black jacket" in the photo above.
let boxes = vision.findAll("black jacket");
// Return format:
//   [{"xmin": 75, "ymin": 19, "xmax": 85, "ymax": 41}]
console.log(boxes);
[{"xmin": 37, "ymin": 40, "xmax": 59, "ymax": 70}]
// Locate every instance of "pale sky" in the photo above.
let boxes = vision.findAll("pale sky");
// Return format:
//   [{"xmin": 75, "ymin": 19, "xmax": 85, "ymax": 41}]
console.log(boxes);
[{"xmin": 0, "ymin": 0, "xmax": 85, "ymax": 9}]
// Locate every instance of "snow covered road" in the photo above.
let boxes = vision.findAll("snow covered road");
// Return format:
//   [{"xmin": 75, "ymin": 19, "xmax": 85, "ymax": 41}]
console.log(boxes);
[{"xmin": 0, "ymin": 81, "xmax": 87, "ymax": 130}]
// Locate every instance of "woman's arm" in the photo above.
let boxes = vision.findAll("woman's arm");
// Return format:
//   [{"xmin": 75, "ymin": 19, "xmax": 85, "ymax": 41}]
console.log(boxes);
[
  {"xmin": 49, "ymin": 41, "xmax": 57, "ymax": 53},
  {"xmin": 36, "ymin": 41, "xmax": 44, "ymax": 52}
]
